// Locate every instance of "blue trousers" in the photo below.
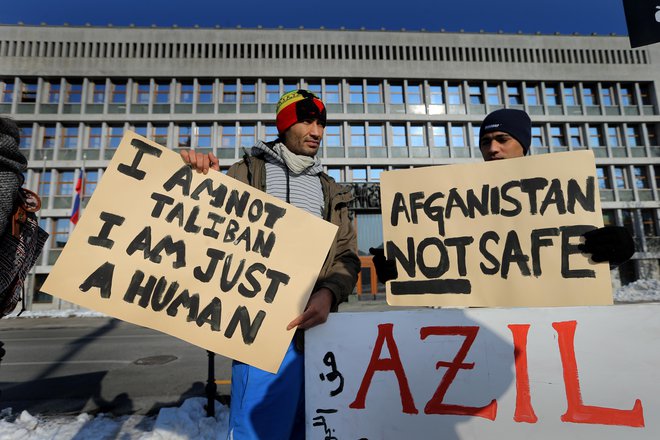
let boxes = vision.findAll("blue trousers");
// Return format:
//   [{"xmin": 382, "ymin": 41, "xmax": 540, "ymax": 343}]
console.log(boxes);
[{"xmin": 228, "ymin": 341, "xmax": 305, "ymax": 440}]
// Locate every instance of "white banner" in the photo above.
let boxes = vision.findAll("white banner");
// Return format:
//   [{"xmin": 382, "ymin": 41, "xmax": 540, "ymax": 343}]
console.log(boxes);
[{"xmin": 305, "ymin": 305, "xmax": 659, "ymax": 439}]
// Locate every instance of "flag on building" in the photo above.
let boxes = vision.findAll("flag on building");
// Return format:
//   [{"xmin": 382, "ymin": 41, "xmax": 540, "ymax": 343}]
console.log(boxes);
[
  {"xmin": 70, "ymin": 168, "xmax": 84, "ymax": 225},
  {"xmin": 622, "ymin": 0, "xmax": 660, "ymax": 48}
]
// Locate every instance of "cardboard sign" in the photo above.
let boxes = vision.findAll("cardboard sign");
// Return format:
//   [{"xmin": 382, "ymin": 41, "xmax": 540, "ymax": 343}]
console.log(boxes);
[
  {"xmin": 380, "ymin": 151, "xmax": 612, "ymax": 307},
  {"xmin": 306, "ymin": 306, "xmax": 658, "ymax": 440},
  {"xmin": 42, "ymin": 132, "xmax": 338, "ymax": 373}
]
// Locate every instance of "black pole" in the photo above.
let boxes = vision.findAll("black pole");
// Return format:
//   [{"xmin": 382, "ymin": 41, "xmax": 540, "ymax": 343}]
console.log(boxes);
[{"xmin": 205, "ymin": 350, "xmax": 217, "ymax": 417}]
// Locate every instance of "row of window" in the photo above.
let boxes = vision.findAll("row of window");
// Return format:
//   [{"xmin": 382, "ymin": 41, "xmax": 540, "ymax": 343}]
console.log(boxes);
[
  {"xmin": 1, "ymin": 78, "xmax": 654, "ymax": 110},
  {"xmin": 17, "ymin": 122, "xmax": 659, "ymax": 157},
  {"xmin": 1, "ymin": 37, "xmax": 649, "ymax": 65},
  {"xmin": 26, "ymin": 164, "xmax": 660, "ymax": 205}
]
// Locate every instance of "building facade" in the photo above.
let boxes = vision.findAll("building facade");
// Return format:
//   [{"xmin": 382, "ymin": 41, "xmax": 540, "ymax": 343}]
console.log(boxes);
[{"xmin": 0, "ymin": 24, "xmax": 658, "ymax": 309}]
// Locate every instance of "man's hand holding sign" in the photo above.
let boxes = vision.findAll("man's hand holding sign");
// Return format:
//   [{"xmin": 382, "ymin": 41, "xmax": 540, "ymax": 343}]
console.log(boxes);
[{"xmin": 42, "ymin": 131, "xmax": 338, "ymax": 373}]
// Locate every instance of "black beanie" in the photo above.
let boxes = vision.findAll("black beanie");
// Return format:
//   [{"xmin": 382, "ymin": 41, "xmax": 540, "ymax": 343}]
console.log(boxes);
[{"xmin": 479, "ymin": 108, "xmax": 532, "ymax": 155}]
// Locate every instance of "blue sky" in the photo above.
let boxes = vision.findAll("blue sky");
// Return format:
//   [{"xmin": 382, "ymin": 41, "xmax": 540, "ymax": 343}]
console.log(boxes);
[{"xmin": 0, "ymin": 0, "xmax": 629, "ymax": 35}]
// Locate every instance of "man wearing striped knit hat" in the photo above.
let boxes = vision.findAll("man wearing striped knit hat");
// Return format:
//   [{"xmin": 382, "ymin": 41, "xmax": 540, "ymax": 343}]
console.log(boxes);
[{"xmin": 181, "ymin": 89, "xmax": 360, "ymax": 439}]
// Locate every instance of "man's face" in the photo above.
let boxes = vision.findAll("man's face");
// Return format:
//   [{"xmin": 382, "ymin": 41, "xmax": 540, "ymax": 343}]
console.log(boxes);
[
  {"xmin": 479, "ymin": 131, "xmax": 525, "ymax": 161},
  {"xmin": 283, "ymin": 119, "xmax": 324, "ymax": 157}
]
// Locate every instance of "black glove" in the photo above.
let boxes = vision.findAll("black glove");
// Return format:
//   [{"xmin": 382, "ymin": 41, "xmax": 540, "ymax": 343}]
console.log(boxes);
[
  {"xmin": 578, "ymin": 226, "xmax": 635, "ymax": 267},
  {"xmin": 369, "ymin": 247, "xmax": 399, "ymax": 283}
]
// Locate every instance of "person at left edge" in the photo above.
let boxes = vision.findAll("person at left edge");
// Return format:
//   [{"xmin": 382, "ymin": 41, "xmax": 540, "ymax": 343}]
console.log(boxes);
[{"xmin": 180, "ymin": 89, "xmax": 360, "ymax": 439}]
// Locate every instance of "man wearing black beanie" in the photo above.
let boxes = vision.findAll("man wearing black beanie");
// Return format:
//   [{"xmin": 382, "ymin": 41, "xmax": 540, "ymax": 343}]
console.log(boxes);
[
  {"xmin": 478, "ymin": 108, "xmax": 531, "ymax": 161},
  {"xmin": 371, "ymin": 108, "xmax": 635, "ymax": 283}
]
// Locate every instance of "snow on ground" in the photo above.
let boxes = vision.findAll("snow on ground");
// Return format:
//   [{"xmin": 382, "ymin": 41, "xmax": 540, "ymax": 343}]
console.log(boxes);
[
  {"xmin": 0, "ymin": 397, "xmax": 229, "ymax": 440},
  {"xmin": 1, "ymin": 283, "xmax": 658, "ymax": 439}
]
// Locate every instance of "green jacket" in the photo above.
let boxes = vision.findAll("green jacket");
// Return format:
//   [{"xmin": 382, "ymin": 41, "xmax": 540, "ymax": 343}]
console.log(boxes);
[{"xmin": 227, "ymin": 154, "xmax": 360, "ymax": 311}]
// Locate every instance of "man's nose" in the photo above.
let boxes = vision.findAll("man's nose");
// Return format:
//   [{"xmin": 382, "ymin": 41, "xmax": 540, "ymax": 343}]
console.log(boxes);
[{"xmin": 309, "ymin": 122, "xmax": 323, "ymax": 138}]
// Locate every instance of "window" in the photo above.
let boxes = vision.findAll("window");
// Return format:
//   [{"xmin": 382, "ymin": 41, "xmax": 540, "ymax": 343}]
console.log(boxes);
[
  {"xmin": 639, "ymin": 84, "xmax": 652, "ymax": 106},
  {"xmin": 19, "ymin": 125, "xmax": 33, "ymax": 149},
  {"xmin": 600, "ymin": 84, "xmax": 615, "ymax": 106},
  {"xmin": 596, "ymin": 167, "xmax": 611, "ymax": 189},
  {"xmin": 349, "ymin": 84, "xmax": 364, "ymax": 104},
  {"xmin": 602, "ymin": 209, "xmax": 616, "ymax": 227},
  {"xmin": 132, "ymin": 124, "xmax": 147, "ymax": 138},
  {"xmin": 626, "ymin": 125, "xmax": 640, "ymax": 147},
  {"xmin": 641, "ymin": 210, "xmax": 657, "ymax": 237},
  {"xmin": 240, "ymin": 83, "xmax": 256, "ymax": 103},
  {"xmin": 110, "ymin": 81, "xmax": 127, "ymax": 104},
  {"xmin": 177, "ymin": 125, "xmax": 192, "ymax": 148},
  {"xmin": 620, "ymin": 85, "xmax": 634, "ymax": 106},
  {"xmin": 525, "ymin": 85, "xmax": 539, "ymax": 105},
  {"xmin": 52, "ymin": 219, "xmax": 70, "ymax": 250},
  {"xmin": 84, "ymin": 171, "xmax": 98, "ymax": 197},
  {"xmin": 1, "ymin": 81, "xmax": 14, "ymax": 103},
  {"xmin": 324, "ymin": 83, "xmax": 341, "ymax": 104},
  {"xmin": 350, "ymin": 125, "xmax": 365, "ymax": 146},
  {"xmin": 621, "ymin": 209, "xmax": 635, "ymax": 236},
  {"xmin": 283, "ymin": 82, "xmax": 297, "ymax": 93},
  {"xmin": 20, "ymin": 81, "xmax": 37, "ymax": 103},
  {"xmin": 65, "ymin": 81, "xmax": 82, "ymax": 103},
  {"xmin": 447, "ymin": 84, "xmax": 462, "ymax": 105},
  {"xmin": 326, "ymin": 168, "xmax": 342, "ymax": 181},
  {"xmin": 471, "ymin": 125, "xmax": 480, "ymax": 147},
  {"xmin": 351, "ymin": 168, "xmax": 367, "ymax": 182},
  {"xmin": 563, "ymin": 84, "xmax": 578, "ymax": 106},
  {"xmin": 366, "ymin": 83, "xmax": 383, "ymax": 104},
  {"xmin": 56, "ymin": 170, "xmax": 75, "ymax": 196},
  {"xmin": 134, "ymin": 82, "xmax": 151, "ymax": 104},
  {"xmin": 196, "ymin": 125, "xmax": 212, "ymax": 148},
  {"xmin": 264, "ymin": 83, "xmax": 280, "ymax": 103},
  {"xmin": 263, "ymin": 124, "xmax": 278, "ymax": 141},
  {"xmin": 222, "ymin": 83, "xmax": 237, "ymax": 103},
  {"xmin": 582, "ymin": 85, "xmax": 597, "ymax": 106},
  {"xmin": 42, "ymin": 125, "xmax": 56, "ymax": 149},
  {"xmin": 389, "ymin": 84, "xmax": 404, "ymax": 104},
  {"xmin": 549, "ymin": 125, "xmax": 564, "ymax": 147},
  {"xmin": 545, "ymin": 85, "xmax": 560, "ymax": 106},
  {"xmin": 410, "ymin": 125, "xmax": 425, "ymax": 147},
  {"xmin": 198, "ymin": 82, "xmax": 213, "ymax": 103},
  {"xmin": 507, "ymin": 85, "xmax": 522, "ymax": 105},
  {"xmin": 178, "ymin": 82, "xmax": 194, "ymax": 103},
  {"xmin": 324, "ymin": 124, "xmax": 341, "ymax": 147},
  {"xmin": 429, "ymin": 84, "xmax": 444, "ymax": 105},
  {"xmin": 432, "ymin": 125, "xmax": 447, "ymax": 147},
  {"xmin": 155, "ymin": 81, "xmax": 171, "ymax": 104},
  {"xmin": 307, "ymin": 83, "xmax": 322, "ymax": 100},
  {"xmin": 87, "ymin": 125, "xmax": 102, "ymax": 149},
  {"xmin": 152, "ymin": 125, "xmax": 168, "ymax": 146},
  {"xmin": 369, "ymin": 168, "xmax": 384, "ymax": 182},
  {"xmin": 407, "ymin": 83, "xmax": 423, "ymax": 105},
  {"xmin": 633, "ymin": 166, "xmax": 649, "ymax": 189},
  {"xmin": 486, "ymin": 85, "xmax": 501, "ymax": 105},
  {"xmin": 391, "ymin": 125, "xmax": 407, "ymax": 147},
  {"xmin": 531, "ymin": 126, "xmax": 544, "ymax": 147},
  {"xmin": 91, "ymin": 81, "xmax": 106, "ymax": 103},
  {"xmin": 568, "ymin": 125, "xmax": 582, "ymax": 147},
  {"xmin": 588, "ymin": 126, "xmax": 603, "ymax": 147},
  {"xmin": 107, "ymin": 126, "xmax": 124, "ymax": 149},
  {"xmin": 61, "ymin": 126, "xmax": 79, "ymax": 149},
  {"xmin": 239, "ymin": 125, "xmax": 256, "ymax": 146},
  {"xmin": 219, "ymin": 125, "xmax": 236, "ymax": 148},
  {"xmin": 607, "ymin": 126, "xmax": 621, "ymax": 147},
  {"xmin": 451, "ymin": 125, "xmax": 465, "ymax": 147},
  {"xmin": 367, "ymin": 125, "xmax": 384, "ymax": 146},
  {"xmin": 38, "ymin": 171, "xmax": 52, "ymax": 196},
  {"xmin": 468, "ymin": 85, "xmax": 483, "ymax": 105},
  {"xmin": 613, "ymin": 167, "xmax": 630, "ymax": 189},
  {"xmin": 44, "ymin": 81, "xmax": 60, "ymax": 104}
]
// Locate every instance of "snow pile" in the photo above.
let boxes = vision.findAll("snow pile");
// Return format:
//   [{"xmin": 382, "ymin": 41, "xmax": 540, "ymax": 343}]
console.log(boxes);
[
  {"xmin": 0, "ymin": 398, "xmax": 229, "ymax": 439},
  {"xmin": 614, "ymin": 279, "xmax": 660, "ymax": 303}
]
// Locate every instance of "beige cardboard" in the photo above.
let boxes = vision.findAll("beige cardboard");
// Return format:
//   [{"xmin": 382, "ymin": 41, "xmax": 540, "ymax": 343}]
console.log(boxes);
[
  {"xmin": 42, "ymin": 132, "xmax": 338, "ymax": 373},
  {"xmin": 380, "ymin": 151, "xmax": 612, "ymax": 307}
]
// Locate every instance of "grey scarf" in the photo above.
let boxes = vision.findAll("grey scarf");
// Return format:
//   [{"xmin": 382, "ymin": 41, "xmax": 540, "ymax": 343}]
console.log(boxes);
[{"xmin": 0, "ymin": 118, "xmax": 28, "ymax": 237}]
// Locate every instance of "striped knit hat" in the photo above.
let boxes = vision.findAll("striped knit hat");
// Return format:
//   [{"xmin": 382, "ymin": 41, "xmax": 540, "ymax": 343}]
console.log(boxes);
[{"xmin": 275, "ymin": 89, "xmax": 326, "ymax": 134}]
